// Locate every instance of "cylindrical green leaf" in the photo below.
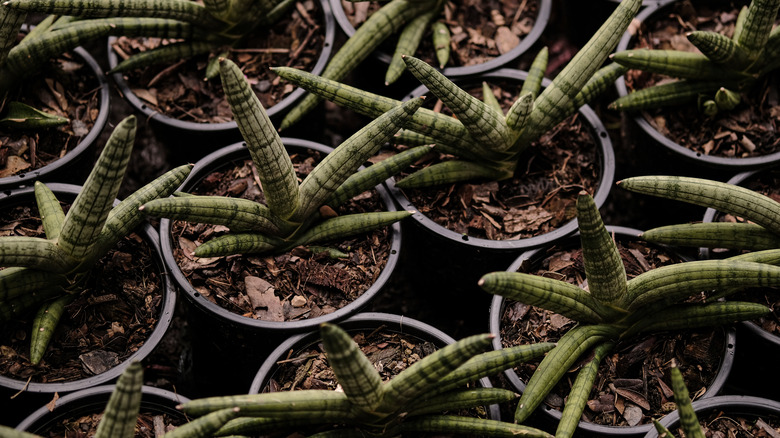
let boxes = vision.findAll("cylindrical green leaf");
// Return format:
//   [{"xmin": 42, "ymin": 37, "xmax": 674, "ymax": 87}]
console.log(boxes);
[
  {"xmin": 194, "ymin": 233, "xmax": 283, "ymax": 257},
  {"xmin": 35, "ymin": 182, "xmax": 65, "ymax": 241},
  {"xmin": 643, "ymin": 222, "xmax": 780, "ymax": 251},
  {"xmin": 293, "ymin": 211, "xmax": 412, "ymax": 248},
  {"xmin": 386, "ymin": 8, "xmax": 439, "ymax": 85},
  {"xmin": 555, "ymin": 342, "xmax": 613, "ymax": 438},
  {"xmin": 670, "ymin": 363, "xmax": 706, "ymax": 438},
  {"xmin": 141, "ymin": 195, "xmax": 282, "ymax": 234},
  {"xmin": 94, "ymin": 361, "xmax": 143, "ymax": 438},
  {"xmin": 180, "ymin": 390, "xmax": 351, "ymax": 418},
  {"xmin": 30, "ymin": 294, "xmax": 74, "ymax": 364}
]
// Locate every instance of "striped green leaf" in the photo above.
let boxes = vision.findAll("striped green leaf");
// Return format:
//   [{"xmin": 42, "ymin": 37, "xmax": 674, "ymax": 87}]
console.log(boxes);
[
  {"xmin": 482, "ymin": 82, "xmax": 503, "ymax": 114},
  {"xmin": 407, "ymin": 388, "xmax": 517, "ymax": 417},
  {"xmin": 618, "ymin": 176, "xmax": 780, "ymax": 235},
  {"xmin": 643, "ymin": 222, "xmax": 780, "ymax": 251},
  {"xmin": 479, "ymin": 271, "xmax": 606, "ymax": 323},
  {"xmin": 179, "ymin": 390, "xmax": 352, "ymax": 418},
  {"xmin": 0, "ymin": 4, "xmax": 26, "ymax": 67},
  {"xmin": 714, "ymin": 87, "xmax": 740, "ymax": 110},
  {"xmin": 162, "ymin": 407, "xmax": 240, "ymax": 438},
  {"xmin": 609, "ymin": 79, "xmax": 722, "ymax": 111},
  {"xmin": 110, "ymin": 40, "xmax": 215, "ymax": 73},
  {"xmin": 327, "ymin": 145, "xmax": 433, "ymax": 208},
  {"xmin": 193, "ymin": 233, "xmax": 284, "ymax": 257},
  {"xmin": 141, "ymin": 195, "xmax": 283, "ymax": 234},
  {"xmin": 623, "ymin": 301, "xmax": 770, "ymax": 338},
  {"xmin": 30, "ymin": 294, "xmax": 74, "ymax": 364},
  {"xmin": 515, "ymin": 324, "xmax": 620, "ymax": 423},
  {"xmin": 94, "ymin": 361, "xmax": 143, "ymax": 438},
  {"xmin": 401, "ymin": 415, "xmax": 553, "ymax": 438},
  {"xmin": 320, "ymin": 322, "xmax": 384, "ymax": 413},
  {"xmin": 0, "ymin": 267, "xmax": 67, "ymax": 302},
  {"xmin": 670, "ymin": 363, "xmax": 705, "ymax": 438},
  {"xmin": 654, "ymin": 419, "xmax": 674, "ymax": 437},
  {"xmin": 58, "ymin": 116, "xmax": 136, "ymax": 261},
  {"xmin": 403, "ymin": 56, "xmax": 513, "ymax": 151},
  {"xmin": 431, "ymin": 20, "xmax": 450, "ymax": 68},
  {"xmin": 378, "ymin": 334, "xmax": 493, "ymax": 415},
  {"xmin": 386, "ymin": 7, "xmax": 440, "ymax": 85},
  {"xmin": 520, "ymin": 47, "xmax": 548, "ymax": 100},
  {"xmin": 555, "ymin": 342, "xmax": 613, "ymax": 438},
  {"xmin": 294, "ymin": 97, "xmax": 424, "ymax": 221},
  {"xmin": 504, "ymin": 92, "xmax": 533, "ymax": 132},
  {"xmin": 625, "ymin": 260, "xmax": 780, "ymax": 312},
  {"xmin": 0, "ymin": 237, "xmax": 72, "ymax": 273},
  {"xmin": 687, "ymin": 31, "xmax": 751, "ymax": 69},
  {"xmin": 727, "ymin": 249, "xmax": 780, "ymax": 265},
  {"xmin": 0, "ymin": 287, "xmax": 62, "ymax": 320},
  {"xmin": 0, "ymin": 425, "xmax": 41, "ymax": 438},
  {"xmin": 220, "ymin": 58, "xmax": 300, "ymax": 220},
  {"xmin": 735, "ymin": 0, "xmax": 780, "ymax": 62},
  {"xmin": 64, "ymin": 17, "xmax": 214, "ymax": 40},
  {"xmin": 214, "ymin": 417, "xmax": 308, "ymax": 437},
  {"xmin": 610, "ymin": 49, "xmax": 728, "ymax": 80},
  {"xmin": 293, "ymin": 211, "xmax": 412, "ymax": 248},
  {"xmin": 35, "ymin": 182, "xmax": 65, "ymax": 241},
  {"xmin": 577, "ymin": 192, "xmax": 627, "ymax": 308},
  {"xmin": 278, "ymin": 0, "xmax": 438, "ymax": 130},
  {"xmin": 395, "ymin": 159, "xmax": 510, "ymax": 189},
  {"xmin": 572, "ymin": 62, "xmax": 628, "ymax": 109}
]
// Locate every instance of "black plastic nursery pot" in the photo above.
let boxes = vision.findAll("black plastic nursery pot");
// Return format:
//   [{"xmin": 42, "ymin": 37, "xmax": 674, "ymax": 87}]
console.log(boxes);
[
  {"xmin": 106, "ymin": 0, "xmax": 335, "ymax": 161},
  {"xmin": 614, "ymin": 0, "xmax": 780, "ymax": 172},
  {"xmin": 158, "ymin": 139, "xmax": 404, "ymax": 397},
  {"xmin": 644, "ymin": 395, "xmax": 780, "ymax": 438},
  {"xmin": 0, "ymin": 45, "xmax": 110, "ymax": 191},
  {"xmin": 330, "ymin": 0, "xmax": 551, "ymax": 80},
  {"xmin": 385, "ymin": 68, "xmax": 615, "ymax": 338},
  {"xmin": 250, "ymin": 312, "xmax": 502, "ymax": 428},
  {"xmin": 0, "ymin": 184, "xmax": 177, "ymax": 425},
  {"xmin": 488, "ymin": 226, "xmax": 737, "ymax": 437},
  {"xmin": 15, "ymin": 384, "xmax": 190, "ymax": 434}
]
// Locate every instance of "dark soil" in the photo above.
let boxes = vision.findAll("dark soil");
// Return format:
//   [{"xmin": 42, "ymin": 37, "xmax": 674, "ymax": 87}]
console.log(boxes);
[
  {"xmin": 681, "ymin": 408, "xmax": 780, "ymax": 437},
  {"xmin": 40, "ymin": 411, "xmax": 185, "ymax": 437},
  {"xmin": 341, "ymin": 0, "xmax": 540, "ymax": 69},
  {"xmin": 623, "ymin": 0, "xmax": 780, "ymax": 159},
  {"xmin": 0, "ymin": 52, "xmax": 104, "ymax": 178},
  {"xmin": 171, "ymin": 149, "xmax": 393, "ymax": 322},
  {"xmin": 0, "ymin": 202, "xmax": 163, "ymax": 384},
  {"xmin": 499, "ymin": 238, "xmax": 729, "ymax": 427},
  {"xmin": 110, "ymin": 0, "xmax": 326, "ymax": 123},
  {"xmin": 394, "ymin": 80, "xmax": 600, "ymax": 240}
]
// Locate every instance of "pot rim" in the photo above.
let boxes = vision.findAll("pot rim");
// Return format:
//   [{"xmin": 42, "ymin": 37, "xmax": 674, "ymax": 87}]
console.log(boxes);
[
  {"xmin": 488, "ymin": 225, "xmax": 737, "ymax": 436},
  {"xmin": 328, "ymin": 0, "xmax": 552, "ymax": 78},
  {"xmin": 158, "ymin": 139, "xmax": 403, "ymax": 333},
  {"xmin": 0, "ymin": 45, "xmax": 111, "ymax": 190},
  {"xmin": 0, "ymin": 183, "xmax": 177, "ymax": 394},
  {"xmin": 16, "ymin": 383, "xmax": 190, "ymax": 432},
  {"xmin": 106, "ymin": 0, "xmax": 335, "ymax": 131},
  {"xmin": 386, "ymin": 68, "xmax": 616, "ymax": 251},
  {"xmin": 250, "ymin": 311, "xmax": 501, "ymax": 421},
  {"xmin": 613, "ymin": 0, "xmax": 780, "ymax": 169},
  {"xmin": 644, "ymin": 395, "xmax": 780, "ymax": 438}
]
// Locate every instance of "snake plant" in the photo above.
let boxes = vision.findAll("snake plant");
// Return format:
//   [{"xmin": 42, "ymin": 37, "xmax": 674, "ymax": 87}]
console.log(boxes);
[
  {"xmin": 610, "ymin": 0, "xmax": 780, "ymax": 116},
  {"xmin": 140, "ymin": 59, "xmax": 423, "ymax": 258},
  {"xmin": 651, "ymin": 361, "xmax": 707, "ymax": 438},
  {"xmin": 272, "ymin": 0, "xmax": 639, "ymax": 187},
  {"xmin": 479, "ymin": 191, "xmax": 780, "ymax": 437},
  {"xmin": 2, "ymin": 0, "xmax": 303, "ymax": 81},
  {"xmin": 0, "ymin": 115, "xmax": 192, "ymax": 365},
  {"xmin": 618, "ymin": 175, "xmax": 780, "ymax": 252},
  {"xmin": 175, "ymin": 322, "xmax": 555, "ymax": 437}
]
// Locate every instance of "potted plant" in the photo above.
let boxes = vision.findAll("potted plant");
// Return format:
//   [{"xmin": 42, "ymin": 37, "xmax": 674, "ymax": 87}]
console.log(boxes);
[
  {"xmin": 611, "ymin": 0, "xmax": 780, "ymax": 169},
  {"xmin": 177, "ymin": 319, "xmax": 555, "ymax": 437},
  {"xmin": 0, "ymin": 10, "xmax": 111, "ymax": 190},
  {"xmin": 0, "ymin": 116, "xmax": 191, "ymax": 418},
  {"xmin": 4, "ymin": 0, "xmax": 336, "ymax": 153},
  {"xmin": 479, "ymin": 191, "xmax": 779, "ymax": 437},
  {"xmin": 329, "ymin": 0, "xmax": 552, "ymax": 82}
]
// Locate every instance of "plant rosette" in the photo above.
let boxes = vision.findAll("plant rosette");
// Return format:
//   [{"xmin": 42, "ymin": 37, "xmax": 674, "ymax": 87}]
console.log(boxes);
[
  {"xmin": 644, "ymin": 395, "xmax": 780, "ymax": 438},
  {"xmin": 246, "ymin": 312, "xmax": 502, "ymax": 436},
  {"xmin": 0, "ymin": 183, "xmax": 176, "ymax": 423},
  {"xmin": 386, "ymin": 69, "xmax": 614, "ymax": 314},
  {"xmin": 157, "ymin": 140, "xmax": 403, "ymax": 396},
  {"xmin": 331, "ymin": 0, "xmax": 551, "ymax": 80},
  {"xmin": 0, "ymin": 44, "xmax": 110, "ymax": 191},
  {"xmin": 488, "ymin": 226, "xmax": 737, "ymax": 437},
  {"xmin": 15, "ymin": 383, "xmax": 190, "ymax": 435},
  {"xmin": 106, "ymin": 0, "xmax": 335, "ymax": 151},
  {"xmin": 613, "ymin": 0, "xmax": 780, "ymax": 170}
]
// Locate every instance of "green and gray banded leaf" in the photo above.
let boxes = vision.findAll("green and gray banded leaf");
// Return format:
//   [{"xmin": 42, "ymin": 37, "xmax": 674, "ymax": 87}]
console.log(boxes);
[
  {"xmin": 58, "ymin": 116, "xmax": 136, "ymax": 261},
  {"xmin": 293, "ymin": 211, "xmax": 411, "ymax": 248},
  {"xmin": 141, "ymin": 195, "xmax": 283, "ymax": 234},
  {"xmin": 479, "ymin": 271, "xmax": 605, "ymax": 323},
  {"xmin": 162, "ymin": 408, "xmax": 240, "ymax": 438},
  {"xmin": 395, "ymin": 159, "xmax": 508, "ymax": 189},
  {"xmin": 687, "ymin": 31, "xmax": 751, "ymax": 68},
  {"xmin": 670, "ymin": 363, "xmax": 706, "ymax": 438},
  {"xmin": 618, "ymin": 176, "xmax": 780, "ymax": 235},
  {"xmin": 30, "ymin": 294, "xmax": 74, "ymax": 364},
  {"xmin": 400, "ymin": 416, "xmax": 553, "ymax": 438},
  {"xmin": 642, "ymin": 222, "xmax": 780, "ymax": 250},
  {"xmin": 320, "ymin": 322, "xmax": 384, "ymax": 412},
  {"xmin": 0, "ymin": 4, "xmax": 25, "ymax": 66},
  {"xmin": 294, "ymin": 97, "xmax": 423, "ymax": 221},
  {"xmin": 0, "ymin": 287, "xmax": 62, "ymax": 320},
  {"xmin": 609, "ymin": 79, "xmax": 722, "ymax": 111},
  {"xmin": 407, "ymin": 388, "xmax": 517, "ymax": 417},
  {"xmin": 572, "ymin": 62, "xmax": 628, "ymax": 109},
  {"xmin": 220, "ymin": 58, "xmax": 299, "ymax": 220},
  {"xmin": 555, "ymin": 342, "xmax": 613, "ymax": 438},
  {"xmin": 520, "ymin": 47, "xmax": 548, "ymax": 100},
  {"xmin": 0, "ymin": 237, "xmax": 72, "ymax": 273},
  {"xmin": 611, "ymin": 49, "xmax": 728, "ymax": 80},
  {"xmin": 505, "ymin": 92, "xmax": 533, "ymax": 132},
  {"xmin": 735, "ymin": 0, "xmax": 780, "ymax": 62},
  {"xmin": 576, "ymin": 192, "xmax": 627, "ymax": 307},
  {"xmin": 0, "ymin": 267, "xmax": 67, "ymax": 302},
  {"xmin": 386, "ymin": 8, "xmax": 439, "ymax": 85},
  {"xmin": 193, "ymin": 233, "xmax": 284, "ymax": 257},
  {"xmin": 624, "ymin": 301, "xmax": 770, "ymax": 337},
  {"xmin": 727, "ymin": 249, "xmax": 780, "ymax": 265},
  {"xmin": 431, "ymin": 20, "xmax": 450, "ymax": 68},
  {"xmin": 35, "ymin": 182, "xmax": 65, "ymax": 241},
  {"xmin": 110, "ymin": 40, "xmax": 215, "ymax": 73},
  {"xmin": 179, "ymin": 390, "xmax": 351, "ymax": 417},
  {"xmin": 482, "ymin": 82, "xmax": 503, "ymax": 114},
  {"xmin": 94, "ymin": 362, "xmax": 143, "ymax": 438},
  {"xmin": 214, "ymin": 417, "xmax": 309, "ymax": 437}
]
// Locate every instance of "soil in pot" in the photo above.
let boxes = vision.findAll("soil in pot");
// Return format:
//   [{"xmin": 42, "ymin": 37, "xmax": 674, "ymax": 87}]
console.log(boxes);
[
  {"xmin": 499, "ymin": 238, "xmax": 730, "ymax": 428},
  {"xmin": 0, "ymin": 199, "xmax": 164, "ymax": 384},
  {"xmin": 37, "ymin": 410, "xmax": 185, "ymax": 437},
  {"xmin": 622, "ymin": 0, "xmax": 780, "ymax": 160},
  {"xmin": 110, "ymin": 0, "xmax": 327, "ymax": 124},
  {"xmin": 0, "ymin": 50, "xmax": 105, "ymax": 180},
  {"xmin": 675, "ymin": 407, "xmax": 780, "ymax": 437},
  {"xmin": 393, "ymin": 80, "xmax": 601, "ymax": 241},
  {"xmin": 339, "ymin": 0, "xmax": 541, "ymax": 70},
  {"xmin": 171, "ymin": 149, "xmax": 393, "ymax": 323}
]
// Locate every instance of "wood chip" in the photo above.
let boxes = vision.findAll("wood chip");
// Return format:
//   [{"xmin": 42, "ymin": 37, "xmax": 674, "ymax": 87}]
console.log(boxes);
[{"xmin": 245, "ymin": 276, "xmax": 284, "ymax": 321}]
